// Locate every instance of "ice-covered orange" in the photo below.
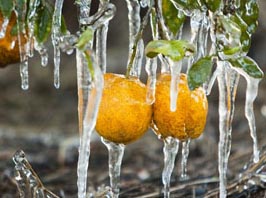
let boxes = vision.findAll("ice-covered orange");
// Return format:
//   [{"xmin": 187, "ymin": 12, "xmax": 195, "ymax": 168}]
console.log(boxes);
[
  {"xmin": 96, "ymin": 73, "xmax": 152, "ymax": 144},
  {"xmin": 0, "ymin": 12, "xmax": 23, "ymax": 68},
  {"xmin": 152, "ymin": 73, "xmax": 208, "ymax": 140}
]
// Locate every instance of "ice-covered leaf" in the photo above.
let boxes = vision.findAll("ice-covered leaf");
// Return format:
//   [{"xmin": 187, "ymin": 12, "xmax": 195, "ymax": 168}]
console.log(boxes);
[
  {"xmin": 0, "ymin": 0, "xmax": 13, "ymax": 18},
  {"xmin": 145, "ymin": 40, "xmax": 194, "ymax": 61},
  {"xmin": 162, "ymin": 0, "xmax": 185, "ymax": 36},
  {"xmin": 229, "ymin": 56, "xmax": 264, "ymax": 79},
  {"xmin": 187, "ymin": 56, "xmax": 213, "ymax": 90},
  {"xmin": 34, "ymin": 3, "xmax": 53, "ymax": 43},
  {"xmin": 203, "ymin": 0, "xmax": 221, "ymax": 12},
  {"xmin": 216, "ymin": 15, "xmax": 242, "ymax": 56},
  {"xmin": 238, "ymin": 0, "xmax": 259, "ymax": 34},
  {"xmin": 76, "ymin": 27, "xmax": 94, "ymax": 51},
  {"xmin": 170, "ymin": 0, "xmax": 201, "ymax": 10}
]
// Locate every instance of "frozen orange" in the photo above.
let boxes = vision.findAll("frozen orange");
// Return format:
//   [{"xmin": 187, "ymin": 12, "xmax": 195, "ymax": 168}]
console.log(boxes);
[
  {"xmin": 96, "ymin": 73, "xmax": 152, "ymax": 144},
  {"xmin": 0, "ymin": 12, "xmax": 26, "ymax": 68},
  {"xmin": 152, "ymin": 73, "xmax": 208, "ymax": 140}
]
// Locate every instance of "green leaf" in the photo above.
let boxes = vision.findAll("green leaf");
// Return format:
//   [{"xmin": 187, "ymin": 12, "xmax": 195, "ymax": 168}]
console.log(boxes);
[
  {"xmin": 188, "ymin": 56, "xmax": 213, "ymax": 90},
  {"xmin": 203, "ymin": 0, "xmax": 221, "ymax": 12},
  {"xmin": 60, "ymin": 16, "xmax": 67, "ymax": 35},
  {"xmin": 229, "ymin": 56, "xmax": 264, "ymax": 79},
  {"xmin": 76, "ymin": 27, "xmax": 94, "ymax": 50},
  {"xmin": 34, "ymin": 4, "xmax": 53, "ymax": 43},
  {"xmin": 162, "ymin": 0, "xmax": 185, "ymax": 36},
  {"xmin": 0, "ymin": 0, "xmax": 13, "ymax": 18},
  {"xmin": 145, "ymin": 40, "xmax": 194, "ymax": 61}
]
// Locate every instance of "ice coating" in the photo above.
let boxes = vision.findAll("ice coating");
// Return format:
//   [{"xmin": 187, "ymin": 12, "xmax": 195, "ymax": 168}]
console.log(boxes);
[
  {"xmin": 13, "ymin": 150, "xmax": 60, "ymax": 198},
  {"xmin": 0, "ymin": 17, "xmax": 9, "ymax": 39},
  {"xmin": 96, "ymin": 0, "xmax": 115, "ymax": 73},
  {"xmin": 145, "ymin": 57, "xmax": 157, "ymax": 104},
  {"xmin": 27, "ymin": 0, "xmax": 40, "ymax": 57},
  {"xmin": 76, "ymin": 49, "xmax": 103, "ymax": 198},
  {"xmin": 102, "ymin": 138, "xmax": 125, "ymax": 198},
  {"xmin": 125, "ymin": 0, "xmax": 142, "ymax": 77},
  {"xmin": 52, "ymin": 0, "xmax": 64, "ymax": 89},
  {"xmin": 180, "ymin": 139, "xmax": 190, "ymax": 180},
  {"xmin": 217, "ymin": 62, "xmax": 239, "ymax": 198},
  {"xmin": 169, "ymin": 60, "xmax": 181, "ymax": 112},
  {"xmin": 162, "ymin": 137, "xmax": 179, "ymax": 198}
]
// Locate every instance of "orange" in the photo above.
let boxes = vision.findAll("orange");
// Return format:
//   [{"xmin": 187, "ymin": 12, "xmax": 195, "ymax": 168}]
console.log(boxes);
[
  {"xmin": 0, "ymin": 12, "xmax": 26, "ymax": 68},
  {"xmin": 96, "ymin": 73, "xmax": 152, "ymax": 144},
  {"xmin": 152, "ymin": 73, "xmax": 208, "ymax": 140}
]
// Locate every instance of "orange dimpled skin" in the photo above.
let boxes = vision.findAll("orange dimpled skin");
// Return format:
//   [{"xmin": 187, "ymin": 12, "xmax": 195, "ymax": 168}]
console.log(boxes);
[
  {"xmin": 152, "ymin": 73, "xmax": 208, "ymax": 140},
  {"xmin": 0, "ymin": 12, "xmax": 27, "ymax": 68},
  {"xmin": 96, "ymin": 73, "xmax": 152, "ymax": 144}
]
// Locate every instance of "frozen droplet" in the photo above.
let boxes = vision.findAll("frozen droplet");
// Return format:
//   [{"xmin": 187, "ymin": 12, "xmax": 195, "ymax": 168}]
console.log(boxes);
[
  {"xmin": 102, "ymin": 138, "xmax": 125, "ymax": 198},
  {"xmin": 162, "ymin": 137, "xmax": 179, "ymax": 198},
  {"xmin": 0, "ymin": 17, "xmax": 9, "ymax": 38},
  {"xmin": 35, "ymin": 42, "xmax": 48, "ymax": 67}
]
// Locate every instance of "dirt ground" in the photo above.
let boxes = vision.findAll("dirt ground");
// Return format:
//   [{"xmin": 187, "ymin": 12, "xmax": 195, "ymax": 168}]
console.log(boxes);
[{"xmin": 1, "ymin": 0, "xmax": 266, "ymax": 197}]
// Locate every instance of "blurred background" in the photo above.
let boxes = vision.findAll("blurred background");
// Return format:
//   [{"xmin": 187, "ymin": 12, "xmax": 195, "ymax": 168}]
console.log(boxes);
[{"xmin": 0, "ymin": 0, "xmax": 266, "ymax": 197}]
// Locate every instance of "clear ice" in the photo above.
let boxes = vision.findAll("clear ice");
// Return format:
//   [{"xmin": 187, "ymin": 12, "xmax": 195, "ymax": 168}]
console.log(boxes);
[
  {"xmin": 180, "ymin": 139, "xmax": 190, "ymax": 181},
  {"xmin": 13, "ymin": 150, "xmax": 59, "ymax": 198},
  {"xmin": 162, "ymin": 137, "xmax": 179, "ymax": 198},
  {"xmin": 217, "ymin": 62, "xmax": 239, "ymax": 198},
  {"xmin": 76, "ymin": 49, "xmax": 104, "ymax": 198},
  {"xmin": 52, "ymin": 0, "xmax": 65, "ymax": 89},
  {"xmin": 102, "ymin": 138, "xmax": 125, "ymax": 198}
]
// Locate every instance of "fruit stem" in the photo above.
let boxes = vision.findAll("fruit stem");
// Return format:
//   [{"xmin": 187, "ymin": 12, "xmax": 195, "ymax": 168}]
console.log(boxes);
[{"xmin": 126, "ymin": 7, "xmax": 152, "ymax": 78}]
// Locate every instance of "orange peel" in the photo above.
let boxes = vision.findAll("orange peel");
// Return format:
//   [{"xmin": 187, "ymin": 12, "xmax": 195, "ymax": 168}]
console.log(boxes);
[
  {"xmin": 152, "ymin": 73, "xmax": 208, "ymax": 140},
  {"xmin": 96, "ymin": 73, "xmax": 152, "ymax": 144}
]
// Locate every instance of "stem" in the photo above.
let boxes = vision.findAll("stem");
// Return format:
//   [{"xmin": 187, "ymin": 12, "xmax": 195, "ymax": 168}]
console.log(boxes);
[{"xmin": 126, "ymin": 7, "xmax": 152, "ymax": 78}]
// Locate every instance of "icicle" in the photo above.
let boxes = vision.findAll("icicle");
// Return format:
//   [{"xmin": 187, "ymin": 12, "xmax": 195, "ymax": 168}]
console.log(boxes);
[
  {"xmin": 170, "ymin": 60, "xmax": 181, "ymax": 112},
  {"xmin": 0, "ymin": 17, "xmax": 9, "ymax": 38},
  {"xmin": 52, "ymin": 0, "xmax": 64, "ymax": 89},
  {"xmin": 145, "ymin": 58, "xmax": 157, "ymax": 104},
  {"xmin": 96, "ymin": 1, "xmax": 115, "ymax": 73},
  {"xmin": 102, "ymin": 138, "xmax": 125, "ymax": 198},
  {"xmin": 13, "ymin": 150, "xmax": 59, "ymax": 198},
  {"xmin": 162, "ymin": 137, "xmax": 179, "ymax": 198},
  {"xmin": 34, "ymin": 42, "xmax": 48, "ymax": 67},
  {"xmin": 245, "ymin": 78, "xmax": 260, "ymax": 163},
  {"xmin": 14, "ymin": 0, "xmax": 30, "ymax": 90},
  {"xmin": 180, "ymin": 139, "xmax": 191, "ymax": 181},
  {"xmin": 27, "ymin": 0, "xmax": 40, "ymax": 57},
  {"xmin": 217, "ymin": 62, "xmax": 239, "ymax": 198},
  {"xmin": 76, "ymin": 49, "xmax": 103, "ymax": 198},
  {"xmin": 125, "ymin": 0, "xmax": 142, "ymax": 77}
]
